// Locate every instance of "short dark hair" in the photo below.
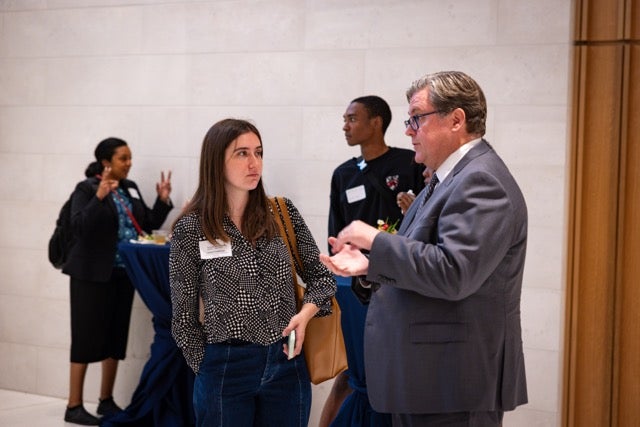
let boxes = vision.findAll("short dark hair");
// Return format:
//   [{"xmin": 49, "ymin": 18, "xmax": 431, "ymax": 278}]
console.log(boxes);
[{"xmin": 351, "ymin": 95, "xmax": 392, "ymax": 134}]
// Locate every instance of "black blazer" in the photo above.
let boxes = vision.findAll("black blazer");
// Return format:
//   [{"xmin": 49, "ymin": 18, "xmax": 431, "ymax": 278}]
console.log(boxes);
[{"xmin": 63, "ymin": 177, "xmax": 172, "ymax": 282}]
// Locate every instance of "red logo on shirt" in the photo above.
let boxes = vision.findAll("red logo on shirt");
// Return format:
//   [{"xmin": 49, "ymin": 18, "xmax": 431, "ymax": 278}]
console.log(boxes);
[{"xmin": 386, "ymin": 175, "xmax": 399, "ymax": 191}]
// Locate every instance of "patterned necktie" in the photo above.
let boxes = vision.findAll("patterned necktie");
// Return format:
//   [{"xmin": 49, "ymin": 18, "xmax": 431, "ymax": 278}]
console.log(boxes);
[{"xmin": 421, "ymin": 173, "xmax": 439, "ymax": 206}]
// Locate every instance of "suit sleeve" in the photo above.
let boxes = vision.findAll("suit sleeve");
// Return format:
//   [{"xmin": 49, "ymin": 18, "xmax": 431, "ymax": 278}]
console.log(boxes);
[{"xmin": 368, "ymin": 170, "xmax": 523, "ymax": 301}]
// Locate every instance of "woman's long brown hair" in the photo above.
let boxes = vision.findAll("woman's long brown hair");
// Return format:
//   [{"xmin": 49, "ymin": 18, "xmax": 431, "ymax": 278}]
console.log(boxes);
[{"xmin": 174, "ymin": 118, "xmax": 278, "ymax": 244}]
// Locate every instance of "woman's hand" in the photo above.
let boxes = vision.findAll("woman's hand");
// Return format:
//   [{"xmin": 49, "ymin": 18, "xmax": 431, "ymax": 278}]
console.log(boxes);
[
  {"xmin": 96, "ymin": 167, "xmax": 119, "ymax": 200},
  {"xmin": 282, "ymin": 303, "xmax": 319, "ymax": 359},
  {"xmin": 156, "ymin": 170, "xmax": 172, "ymax": 204}
]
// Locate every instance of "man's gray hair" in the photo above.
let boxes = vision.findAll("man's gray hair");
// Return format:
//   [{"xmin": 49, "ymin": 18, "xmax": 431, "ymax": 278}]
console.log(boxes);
[{"xmin": 406, "ymin": 71, "xmax": 487, "ymax": 136}]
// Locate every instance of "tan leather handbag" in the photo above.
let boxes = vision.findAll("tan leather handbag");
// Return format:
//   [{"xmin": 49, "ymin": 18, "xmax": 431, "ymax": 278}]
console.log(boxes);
[{"xmin": 269, "ymin": 197, "xmax": 347, "ymax": 384}]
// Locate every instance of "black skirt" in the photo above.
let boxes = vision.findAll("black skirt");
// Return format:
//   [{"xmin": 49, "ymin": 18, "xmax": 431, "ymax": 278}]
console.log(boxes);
[{"xmin": 69, "ymin": 267, "xmax": 135, "ymax": 363}]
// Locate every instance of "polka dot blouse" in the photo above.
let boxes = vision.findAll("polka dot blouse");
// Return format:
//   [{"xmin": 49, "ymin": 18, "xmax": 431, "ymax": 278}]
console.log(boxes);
[{"xmin": 169, "ymin": 197, "xmax": 336, "ymax": 373}]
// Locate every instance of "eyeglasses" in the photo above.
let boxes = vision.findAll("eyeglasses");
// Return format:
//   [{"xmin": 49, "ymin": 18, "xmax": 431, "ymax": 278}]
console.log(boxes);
[{"xmin": 404, "ymin": 111, "xmax": 440, "ymax": 131}]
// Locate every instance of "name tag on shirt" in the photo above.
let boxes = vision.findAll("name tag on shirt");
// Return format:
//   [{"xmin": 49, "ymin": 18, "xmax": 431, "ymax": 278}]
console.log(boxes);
[
  {"xmin": 346, "ymin": 185, "xmax": 366, "ymax": 203},
  {"xmin": 128, "ymin": 188, "xmax": 141, "ymax": 199},
  {"xmin": 199, "ymin": 239, "xmax": 232, "ymax": 259}
]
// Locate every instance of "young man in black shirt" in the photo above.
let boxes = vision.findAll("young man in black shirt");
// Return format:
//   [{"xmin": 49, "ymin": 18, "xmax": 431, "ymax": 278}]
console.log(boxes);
[{"xmin": 320, "ymin": 96, "xmax": 424, "ymax": 426}]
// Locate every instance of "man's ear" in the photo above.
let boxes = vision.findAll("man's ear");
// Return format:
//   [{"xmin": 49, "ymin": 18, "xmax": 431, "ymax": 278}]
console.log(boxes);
[
  {"xmin": 372, "ymin": 115, "xmax": 383, "ymax": 132},
  {"xmin": 450, "ymin": 108, "xmax": 466, "ymax": 132}
]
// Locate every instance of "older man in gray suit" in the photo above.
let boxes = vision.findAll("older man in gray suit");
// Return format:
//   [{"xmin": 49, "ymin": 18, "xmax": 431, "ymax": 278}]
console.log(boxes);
[{"xmin": 320, "ymin": 71, "xmax": 528, "ymax": 427}]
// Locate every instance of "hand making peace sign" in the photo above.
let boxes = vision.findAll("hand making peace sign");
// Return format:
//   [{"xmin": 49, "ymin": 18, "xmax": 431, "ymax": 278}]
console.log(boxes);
[{"xmin": 156, "ymin": 170, "xmax": 172, "ymax": 204}]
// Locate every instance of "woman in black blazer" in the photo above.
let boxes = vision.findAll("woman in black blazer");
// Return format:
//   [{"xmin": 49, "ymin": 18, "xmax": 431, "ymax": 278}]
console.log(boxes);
[{"xmin": 62, "ymin": 137, "xmax": 173, "ymax": 425}]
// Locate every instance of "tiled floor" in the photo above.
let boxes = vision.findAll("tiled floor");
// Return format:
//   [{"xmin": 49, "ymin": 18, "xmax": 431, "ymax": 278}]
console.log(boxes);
[{"xmin": 0, "ymin": 389, "xmax": 98, "ymax": 427}]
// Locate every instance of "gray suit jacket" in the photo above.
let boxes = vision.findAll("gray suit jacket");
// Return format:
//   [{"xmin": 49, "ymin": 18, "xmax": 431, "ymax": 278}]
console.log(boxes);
[{"xmin": 365, "ymin": 140, "xmax": 528, "ymax": 414}]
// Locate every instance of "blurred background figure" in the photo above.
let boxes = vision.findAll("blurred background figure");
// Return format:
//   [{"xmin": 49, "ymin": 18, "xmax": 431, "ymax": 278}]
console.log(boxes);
[
  {"xmin": 62, "ymin": 137, "xmax": 173, "ymax": 425},
  {"xmin": 396, "ymin": 167, "xmax": 432, "ymax": 214}
]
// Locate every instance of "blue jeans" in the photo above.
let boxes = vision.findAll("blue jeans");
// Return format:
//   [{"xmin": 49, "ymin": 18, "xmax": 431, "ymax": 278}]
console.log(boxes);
[{"xmin": 194, "ymin": 340, "xmax": 311, "ymax": 427}]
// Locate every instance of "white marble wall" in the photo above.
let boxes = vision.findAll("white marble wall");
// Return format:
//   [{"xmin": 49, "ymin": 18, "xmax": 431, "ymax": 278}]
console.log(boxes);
[{"xmin": 0, "ymin": 0, "xmax": 572, "ymax": 425}]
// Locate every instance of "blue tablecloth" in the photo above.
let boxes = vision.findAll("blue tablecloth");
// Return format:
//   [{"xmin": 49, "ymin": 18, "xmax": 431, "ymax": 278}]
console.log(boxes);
[
  {"xmin": 102, "ymin": 242, "xmax": 195, "ymax": 427},
  {"xmin": 332, "ymin": 276, "xmax": 391, "ymax": 427}
]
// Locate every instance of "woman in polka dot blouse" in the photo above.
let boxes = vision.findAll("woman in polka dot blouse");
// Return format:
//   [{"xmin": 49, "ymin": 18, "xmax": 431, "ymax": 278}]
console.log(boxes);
[{"xmin": 169, "ymin": 118, "xmax": 336, "ymax": 427}]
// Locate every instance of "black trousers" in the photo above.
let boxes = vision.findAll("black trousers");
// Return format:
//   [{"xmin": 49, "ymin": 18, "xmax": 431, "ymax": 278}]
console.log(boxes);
[{"xmin": 392, "ymin": 410, "xmax": 503, "ymax": 427}]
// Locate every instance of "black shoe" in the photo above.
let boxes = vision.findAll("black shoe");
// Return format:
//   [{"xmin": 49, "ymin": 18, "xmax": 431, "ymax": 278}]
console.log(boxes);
[
  {"xmin": 97, "ymin": 396, "xmax": 123, "ymax": 416},
  {"xmin": 64, "ymin": 405, "xmax": 100, "ymax": 425}
]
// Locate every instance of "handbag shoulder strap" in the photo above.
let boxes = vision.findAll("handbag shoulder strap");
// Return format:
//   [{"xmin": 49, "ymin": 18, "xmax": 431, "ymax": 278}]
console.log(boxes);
[{"xmin": 269, "ymin": 197, "xmax": 304, "ymax": 275}]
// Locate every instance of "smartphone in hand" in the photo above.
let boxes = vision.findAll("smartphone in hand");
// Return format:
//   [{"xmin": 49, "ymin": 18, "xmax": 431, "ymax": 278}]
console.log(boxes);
[{"xmin": 287, "ymin": 330, "xmax": 296, "ymax": 359}]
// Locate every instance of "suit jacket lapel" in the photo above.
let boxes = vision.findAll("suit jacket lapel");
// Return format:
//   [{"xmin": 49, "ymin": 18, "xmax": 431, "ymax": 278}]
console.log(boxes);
[
  {"xmin": 398, "ymin": 189, "xmax": 423, "ymax": 234},
  {"xmin": 399, "ymin": 139, "xmax": 493, "ymax": 235}
]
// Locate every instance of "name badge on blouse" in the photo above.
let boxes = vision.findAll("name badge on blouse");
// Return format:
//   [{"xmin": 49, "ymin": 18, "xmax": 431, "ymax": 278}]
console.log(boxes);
[
  {"xmin": 128, "ymin": 188, "xmax": 141, "ymax": 199},
  {"xmin": 346, "ymin": 185, "xmax": 366, "ymax": 203},
  {"xmin": 199, "ymin": 239, "xmax": 232, "ymax": 259}
]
